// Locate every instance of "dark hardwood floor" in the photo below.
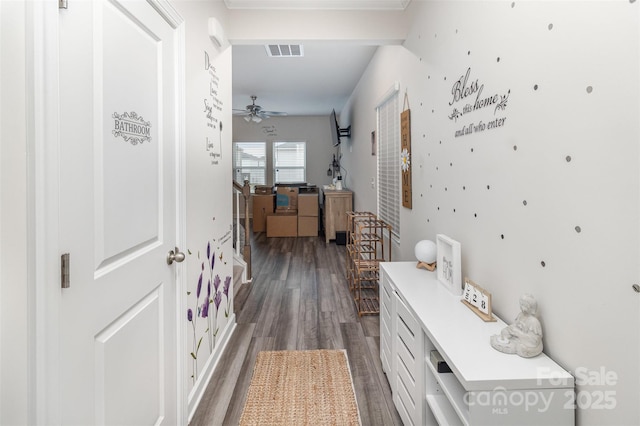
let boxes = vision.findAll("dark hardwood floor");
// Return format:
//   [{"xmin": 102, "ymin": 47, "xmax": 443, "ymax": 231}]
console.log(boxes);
[{"xmin": 190, "ymin": 230, "xmax": 402, "ymax": 425}]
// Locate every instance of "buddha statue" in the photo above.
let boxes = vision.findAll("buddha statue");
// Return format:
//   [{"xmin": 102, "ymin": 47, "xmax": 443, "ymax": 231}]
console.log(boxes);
[{"xmin": 490, "ymin": 293, "xmax": 543, "ymax": 358}]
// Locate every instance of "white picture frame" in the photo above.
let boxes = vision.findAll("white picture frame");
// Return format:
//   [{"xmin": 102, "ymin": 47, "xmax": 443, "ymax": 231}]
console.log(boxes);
[{"xmin": 436, "ymin": 234, "xmax": 462, "ymax": 296}]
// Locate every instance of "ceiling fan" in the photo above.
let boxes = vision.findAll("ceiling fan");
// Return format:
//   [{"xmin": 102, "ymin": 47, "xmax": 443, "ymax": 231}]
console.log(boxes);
[{"xmin": 233, "ymin": 95, "xmax": 288, "ymax": 123}]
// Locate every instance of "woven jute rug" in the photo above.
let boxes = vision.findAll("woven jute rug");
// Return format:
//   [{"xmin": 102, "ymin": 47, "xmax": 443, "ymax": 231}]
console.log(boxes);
[{"xmin": 239, "ymin": 349, "xmax": 361, "ymax": 426}]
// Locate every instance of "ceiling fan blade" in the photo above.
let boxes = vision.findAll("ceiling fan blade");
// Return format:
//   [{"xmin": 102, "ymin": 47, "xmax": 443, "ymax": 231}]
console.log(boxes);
[{"xmin": 260, "ymin": 111, "xmax": 288, "ymax": 117}]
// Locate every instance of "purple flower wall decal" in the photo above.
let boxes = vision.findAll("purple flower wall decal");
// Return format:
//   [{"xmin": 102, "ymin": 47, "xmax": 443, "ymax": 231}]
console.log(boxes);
[{"xmin": 186, "ymin": 239, "xmax": 233, "ymax": 384}]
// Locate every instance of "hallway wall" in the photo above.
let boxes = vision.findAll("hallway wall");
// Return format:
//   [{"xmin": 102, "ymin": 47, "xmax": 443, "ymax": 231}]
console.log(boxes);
[
  {"xmin": 172, "ymin": 0, "xmax": 235, "ymax": 420},
  {"xmin": 340, "ymin": 1, "xmax": 640, "ymax": 424}
]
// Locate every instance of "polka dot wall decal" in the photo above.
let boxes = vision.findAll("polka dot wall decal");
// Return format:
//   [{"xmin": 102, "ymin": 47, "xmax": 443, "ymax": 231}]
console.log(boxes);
[
  {"xmin": 474, "ymin": 213, "xmax": 478, "ymax": 217},
  {"xmin": 500, "ymin": 234, "xmax": 505, "ymax": 239},
  {"xmin": 487, "ymin": 185, "xmax": 491, "ymax": 190},
  {"xmin": 463, "ymin": 186, "xmax": 466, "ymax": 190},
  {"xmin": 566, "ymin": 155, "xmax": 572, "ymax": 162},
  {"xmin": 471, "ymin": 148, "xmax": 474, "ymax": 152},
  {"xmin": 523, "ymin": 200, "xmax": 527, "ymax": 206},
  {"xmin": 468, "ymin": 51, "xmax": 471, "ymax": 55},
  {"xmin": 575, "ymin": 226, "xmax": 582, "ymax": 233},
  {"xmin": 534, "ymin": 84, "xmax": 539, "ymax": 90},
  {"xmin": 513, "ymin": 145, "xmax": 518, "ymax": 151},
  {"xmin": 586, "ymin": 86, "xmax": 593, "ymax": 93},
  {"xmin": 541, "ymin": 261, "xmax": 546, "ymax": 267},
  {"xmin": 497, "ymin": 57, "xmax": 501, "ymax": 62},
  {"xmin": 511, "ymin": 2, "xmax": 515, "ymax": 7},
  {"xmin": 548, "ymin": 23, "xmax": 553, "ymax": 30}
]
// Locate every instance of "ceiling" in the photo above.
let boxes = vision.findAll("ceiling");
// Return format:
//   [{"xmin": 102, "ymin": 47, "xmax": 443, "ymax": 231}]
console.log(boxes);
[
  {"xmin": 229, "ymin": 0, "xmax": 410, "ymax": 117},
  {"xmin": 232, "ymin": 43, "xmax": 378, "ymax": 117}
]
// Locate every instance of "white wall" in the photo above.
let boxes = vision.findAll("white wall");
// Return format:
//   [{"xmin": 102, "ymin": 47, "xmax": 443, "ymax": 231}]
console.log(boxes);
[
  {"xmin": 341, "ymin": 1, "xmax": 640, "ymax": 424},
  {"xmin": 171, "ymin": 0, "xmax": 235, "ymax": 419},
  {"xmin": 233, "ymin": 115, "xmax": 338, "ymax": 188},
  {"xmin": 0, "ymin": 1, "xmax": 28, "ymax": 424}
]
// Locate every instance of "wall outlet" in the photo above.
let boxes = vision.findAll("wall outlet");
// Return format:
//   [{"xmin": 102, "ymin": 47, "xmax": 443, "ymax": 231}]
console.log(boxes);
[{"xmin": 370, "ymin": 177, "xmax": 375, "ymax": 188}]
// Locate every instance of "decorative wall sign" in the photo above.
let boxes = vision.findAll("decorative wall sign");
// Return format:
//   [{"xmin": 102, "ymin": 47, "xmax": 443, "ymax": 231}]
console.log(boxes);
[
  {"xmin": 447, "ymin": 67, "xmax": 510, "ymax": 138},
  {"xmin": 436, "ymin": 234, "xmax": 462, "ymax": 295},
  {"xmin": 204, "ymin": 50, "xmax": 223, "ymax": 165},
  {"xmin": 112, "ymin": 111, "xmax": 151, "ymax": 145},
  {"xmin": 461, "ymin": 278, "xmax": 496, "ymax": 322},
  {"xmin": 400, "ymin": 92, "xmax": 412, "ymax": 209}
]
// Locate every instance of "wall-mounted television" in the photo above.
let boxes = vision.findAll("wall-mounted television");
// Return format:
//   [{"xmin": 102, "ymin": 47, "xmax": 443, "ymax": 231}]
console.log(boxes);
[{"xmin": 330, "ymin": 109, "xmax": 351, "ymax": 147}]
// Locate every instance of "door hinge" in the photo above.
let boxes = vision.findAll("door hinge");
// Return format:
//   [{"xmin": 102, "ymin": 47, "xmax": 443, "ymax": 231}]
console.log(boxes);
[
  {"xmin": 61, "ymin": 253, "xmax": 70, "ymax": 289},
  {"xmin": 59, "ymin": 0, "xmax": 68, "ymax": 9}
]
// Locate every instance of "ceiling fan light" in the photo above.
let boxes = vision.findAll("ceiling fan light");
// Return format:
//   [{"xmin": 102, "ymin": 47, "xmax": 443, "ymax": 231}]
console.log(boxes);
[
  {"xmin": 243, "ymin": 115, "xmax": 251, "ymax": 122},
  {"xmin": 252, "ymin": 116, "xmax": 262, "ymax": 123}
]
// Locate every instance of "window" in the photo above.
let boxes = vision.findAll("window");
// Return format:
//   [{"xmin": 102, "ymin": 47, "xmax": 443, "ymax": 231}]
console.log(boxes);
[
  {"xmin": 376, "ymin": 85, "xmax": 400, "ymax": 240},
  {"xmin": 273, "ymin": 141, "xmax": 306, "ymax": 183},
  {"xmin": 232, "ymin": 142, "xmax": 266, "ymax": 185}
]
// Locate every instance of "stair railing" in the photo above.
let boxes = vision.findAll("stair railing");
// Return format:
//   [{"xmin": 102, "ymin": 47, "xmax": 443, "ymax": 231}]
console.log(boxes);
[{"xmin": 232, "ymin": 179, "xmax": 252, "ymax": 280}]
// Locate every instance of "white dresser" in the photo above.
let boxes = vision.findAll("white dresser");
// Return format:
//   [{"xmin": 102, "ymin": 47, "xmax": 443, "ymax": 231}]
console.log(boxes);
[{"xmin": 380, "ymin": 262, "xmax": 574, "ymax": 426}]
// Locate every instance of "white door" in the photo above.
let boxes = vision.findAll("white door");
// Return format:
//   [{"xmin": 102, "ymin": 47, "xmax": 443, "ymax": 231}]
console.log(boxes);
[{"xmin": 58, "ymin": 1, "xmax": 182, "ymax": 424}]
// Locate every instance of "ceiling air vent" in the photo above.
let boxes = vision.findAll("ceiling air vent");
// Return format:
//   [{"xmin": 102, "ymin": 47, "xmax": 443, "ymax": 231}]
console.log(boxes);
[{"xmin": 265, "ymin": 44, "xmax": 304, "ymax": 58}]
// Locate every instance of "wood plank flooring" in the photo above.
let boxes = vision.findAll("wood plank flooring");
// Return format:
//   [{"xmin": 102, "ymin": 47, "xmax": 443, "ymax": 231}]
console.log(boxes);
[{"xmin": 190, "ymin": 232, "xmax": 401, "ymax": 426}]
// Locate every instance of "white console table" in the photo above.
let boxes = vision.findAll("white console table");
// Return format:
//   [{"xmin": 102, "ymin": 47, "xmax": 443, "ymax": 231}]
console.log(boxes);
[{"xmin": 380, "ymin": 262, "xmax": 574, "ymax": 426}]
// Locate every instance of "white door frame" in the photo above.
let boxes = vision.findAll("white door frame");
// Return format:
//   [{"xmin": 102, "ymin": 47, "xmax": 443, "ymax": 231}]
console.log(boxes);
[{"xmin": 26, "ymin": 1, "xmax": 187, "ymax": 423}]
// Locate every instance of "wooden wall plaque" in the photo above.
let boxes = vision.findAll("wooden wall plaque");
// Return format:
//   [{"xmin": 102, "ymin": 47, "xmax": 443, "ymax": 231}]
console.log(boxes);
[{"xmin": 400, "ymin": 105, "xmax": 412, "ymax": 209}]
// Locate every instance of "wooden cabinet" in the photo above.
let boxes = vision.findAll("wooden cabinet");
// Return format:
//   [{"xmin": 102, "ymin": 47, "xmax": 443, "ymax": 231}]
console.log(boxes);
[
  {"xmin": 380, "ymin": 262, "xmax": 575, "ymax": 426},
  {"xmin": 252, "ymin": 194, "xmax": 274, "ymax": 233},
  {"xmin": 322, "ymin": 189, "xmax": 352, "ymax": 243}
]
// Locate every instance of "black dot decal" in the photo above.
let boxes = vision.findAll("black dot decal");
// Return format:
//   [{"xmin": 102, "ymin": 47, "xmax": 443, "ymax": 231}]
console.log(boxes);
[
  {"xmin": 534, "ymin": 84, "xmax": 539, "ymax": 90},
  {"xmin": 463, "ymin": 186, "xmax": 466, "ymax": 190},
  {"xmin": 548, "ymin": 23, "xmax": 554, "ymax": 30},
  {"xmin": 541, "ymin": 261, "xmax": 546, "ymax": 267},
  {"xmin": 474, "ymin": 213, "xmax": 478, "ymax": 218},
  {"xmin": 437, "ymin": 207, "xmax": 440, "ymax": 210},
  {"xmin": 450, "ymin": 162, "xmax": 453, "ymax": 167},
  {"xmin": 513, "ymin": 145, "xmax": 518, "ymax": 151},
  {"xmin": 511, "ymin": 2, "xmax": 515, "ymax": 7},
  {"xmin": 471, "ymin": 148, "xmax": 474, "ymax": 152},
  {"xmin": 453, "ymin": 208, "xmax": 456, "ymax": 212},
  {"xmin": 487, "ymin": 185, "xmax": 491, "ymax": 190},
  {"xmin": 586, "ymin": 86, "xmax": 593, "ymax": 93},
  {"xmin": 575, "ymin": 226, "xmax": 582, "ymax": 233},
  {"xmin": 468, "ymin": 50, "xmax": 471, "ymax": 55},
  {"xmin": 566, "ymin": 155, "xmax": 572, "ymax": 162},
  {"xmin": 445, "ymin": 187, "xmax": 448, "ymax": 191},
  {"xmin": 523, "ymin": 200, "xmax": 528, "ymax": 206},
  {"xmin": 500, "ymin": 234, "xmax": 505, "ymax": 239},
  {"xmin": 497, "ymin": 57, "xmax": 501, "ymax": 62}
]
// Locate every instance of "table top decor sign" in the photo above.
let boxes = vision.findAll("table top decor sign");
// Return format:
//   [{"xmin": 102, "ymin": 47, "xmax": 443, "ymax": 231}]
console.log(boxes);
[
  {"xmin": 436, "ymin": 234, "xmax": 462, "ymax": 295},
  {"xmin": 461, "ymin": 278, "xmax": 496, "ymax": 322}
]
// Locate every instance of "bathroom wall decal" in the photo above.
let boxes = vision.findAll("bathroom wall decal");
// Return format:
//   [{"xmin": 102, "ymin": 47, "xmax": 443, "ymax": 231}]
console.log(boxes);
[
  {"xmin": 112, "ymin": 111, "xmax": 151, "ymax": 145},
  {"xmin": 447, "ymin": 67, "xmax": 510, "ymax": 138},
  {"xmin": 204, "ymin": 50, "xmax": 223, "ymax": 165}
]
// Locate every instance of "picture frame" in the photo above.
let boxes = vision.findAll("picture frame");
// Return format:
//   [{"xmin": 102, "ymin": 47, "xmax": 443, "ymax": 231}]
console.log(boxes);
[{"xmin": 436, "ymin": 234, "xmax": 462, "ymax": 296}]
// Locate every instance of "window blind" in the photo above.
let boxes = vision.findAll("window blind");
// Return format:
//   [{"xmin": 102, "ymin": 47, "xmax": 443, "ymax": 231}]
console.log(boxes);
[
  {"xmin": 273, "ymin": 141, "xmax": 306, "ymax": 183},
  {"xmin": 232, "ymin": 142, "xmax": 266, "ymax": 185},
  {"xmin": 377, "ymin": 89, "xmax": 400, "ymax": 240}
]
